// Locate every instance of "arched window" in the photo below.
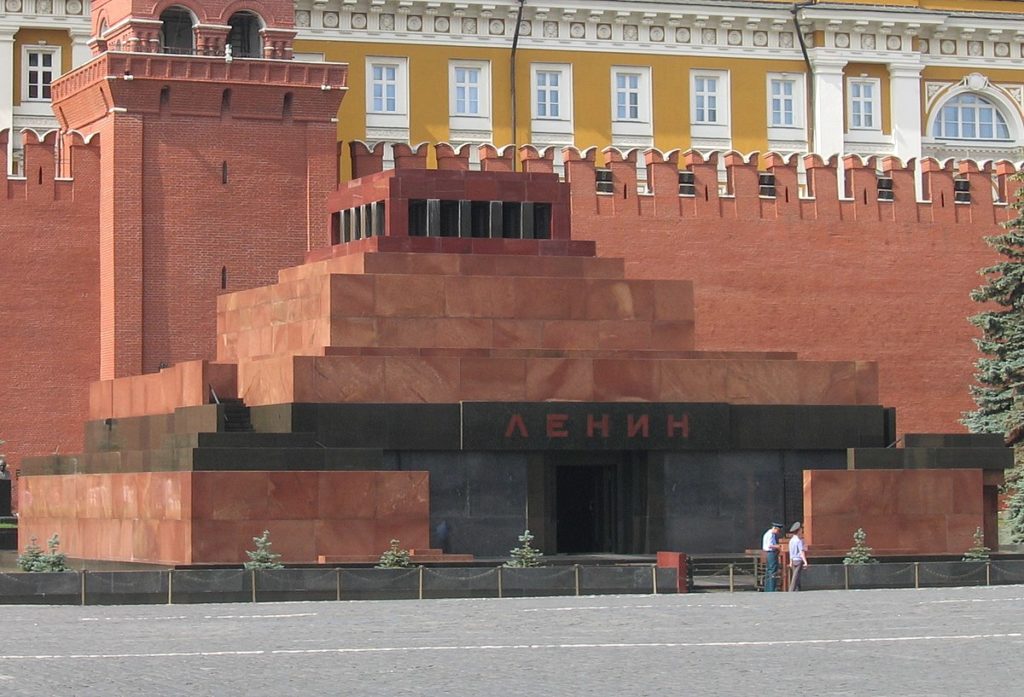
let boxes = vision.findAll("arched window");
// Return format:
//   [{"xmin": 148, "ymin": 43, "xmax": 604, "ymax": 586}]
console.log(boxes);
[
  {"xmin": 933, "ymin": 93, "xmax": 1010, "ymax": 141},
  {"xmin": 160, "ymin": 7, "xmax": 195, "ymax": 54},
  {"xmin": 227, "ymin": 12, "xmax": 263, "ymax": 58}
]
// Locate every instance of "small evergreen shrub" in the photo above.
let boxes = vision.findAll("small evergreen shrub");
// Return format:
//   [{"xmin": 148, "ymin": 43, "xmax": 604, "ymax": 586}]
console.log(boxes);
[
  {"xmin": 843, "ymin": 528, "xmax": 878, "ymax": 565},
  {"xmin": 376, "ymin": 539, "xmax": 412, "ymax": 568},
  {"xmin": 963, "ymin": 526, "xmax": 992, "ymax": 561},
  {"xmin": 243, "ymin": 530, "xmax": 283, "ymax": 570},
  {"xmin": 505, "ymin": 529, "xmax": 544, "ymax": 568},
  {"xmin": 17, "ymin": 534, "xmax": 71, "ymax": 573}
]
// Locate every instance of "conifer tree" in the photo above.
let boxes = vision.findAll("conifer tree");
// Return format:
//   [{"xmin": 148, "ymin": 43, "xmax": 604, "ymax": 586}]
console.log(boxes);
[
  {"xmin": 505, "ymin": 529, "xmax": 544, "ymax": 568},
  {"xmin": 17, "ymin": 537, "xmax": 45, "ymax": 572},
  {"xmin": 964, "ymin": 173, "xmax": 1024, "ymax": 544},
  {"xmin": 962, "ymin": 526, "xmax": 991, "ymax": 561},
  {"xmin": 376, "ymin": 539, "xmax": 412, "ymax": 568},
  {"xmin": 243, "ymin": 530, "xmax": 283, "ymax": 570},
  {"xmin": 843, "ymin": 528, "xmax": 878, "ymax": 565}
]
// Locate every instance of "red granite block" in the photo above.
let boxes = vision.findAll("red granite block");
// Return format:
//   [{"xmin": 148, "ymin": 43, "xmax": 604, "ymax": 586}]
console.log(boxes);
[
  {"xmin": 445, "ymin": 275, "xmax": 518, "ymax": 317},
  {"xmin": 251, "ymin": 519, "xmax": 318, "ymax": 563},
  {"xmin": 293, "ymin": 356, "xmax": 373, "ymax": 402},
  {"xmin": 317, "ymin": 471, "xmax": 377, "ymax": 519},
  {"xmin": 526, "ymin": 358, "xmax": 594, "ymax": 401},
  {"xmin": 329, "ymin": 275, "xmax": 376, "ymax": 318},
  {"xmin": 384, "ymin": 356, "xmax": 461, "ymax": 402},
  {"xmin": 459, "ymin": 357, "xmax": 528, "ymax": 401},
  {"xmin": 329, "ymin": 317, "xmax": 379, "ymax": 347},
  {"xmin": 597, "ymin": 320, "xmax": 653, "ymax": 350},
  {"xmin": 364, "ymin": 252, "xmax": 461, "ymax": 276},
  {"xmin": 593, "ymin": 359, "xmax": 659, "ymax": 401},
  {"xmin": 374, "ymin": 472, "xmax": 429, "ymax": 520},
  {"xmin": 433, "ymin": 318, "xmax": 494, "ymax": 349},
  {"xmin": 513, "ymin": 277, "xmax": 587, "ymax": 320},
  {"xmin": 374, "ymin": 274, "xmax": 446, "ymax": 317},
  {"xmin": 377, "ymin": 317, "xmax": 438, "ymax": 347},
  {"xmin": 650, "ymin": 321, "xmax": 696, "ymax": 350},
  {"xmin": 492, "ymin": 319, "xmax": 544, "ymax": 349},
  {"xmin": 194, "ymin": 472, "xmax": 270, "ymax": 521},
  {"xmin": 597, "ymin": 279, "xmax": 656, "ymax": 321},
  {"xmin": 315, "ymin": 519, "xmax": 379, "ymax": 556},
  {"xmin": 542, "ymin": 320, "xmax": 599, "ymax": 350},
  {"xmin": 266, "ymin": 472, "xmax": 321, "ymax": 519},
  {"xmin": 659, "ymin": 360, "xmax": 729, "ymax": 402}
]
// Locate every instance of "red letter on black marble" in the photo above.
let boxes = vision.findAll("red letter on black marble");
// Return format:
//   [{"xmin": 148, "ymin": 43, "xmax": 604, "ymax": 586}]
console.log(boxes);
[
  {"xmin": 587, "ymin": 413, "xmax": 610, "ymax": 438},
  {"xmin": 627, "ymin": 414, "xmax": 650, "ymax": 438},
  {"xmin": 667, "ymin": 413, "xmax": 690, "ymax": 439},
  {"xmin": 547, "ymin": 414, "xmax": 569, "ymax": 438},
  {"xmin": 505, "ymin": 414, "xmax": 529, "ymax": 438}
]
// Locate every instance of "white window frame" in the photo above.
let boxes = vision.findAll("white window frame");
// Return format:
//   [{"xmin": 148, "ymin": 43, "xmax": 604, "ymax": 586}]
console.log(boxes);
[
  {"xmin": 933, "ymin": 93, "xmax": 1011, "ymax": 141},
  {"xmin": 22, "ymin": 45, "xmax": 61, "ymax": 103},
  {"xmin": 530, "ymin": 63, "xmax": 573, "ymax": 144},
  {"xmin": 448, "ymin": 60, "xmax": 492, "ymax": 142},
  {"xmin": 766, "ymin": 73, "xmax": 807, "ymax": 153},
  {"xmin": 847, "ymin": 77, "xmax": 881, "ymax": 132},
  {"xmin": 610, "ymin": 65, "xmax": 653, "ymax": 147},
  {"xmin": 365, "ymin": 57, "xmax": 409, "ymax": 142},
  {"xmin": 690, "ymin": 69, "xmax": 731, "ymax": 146}
]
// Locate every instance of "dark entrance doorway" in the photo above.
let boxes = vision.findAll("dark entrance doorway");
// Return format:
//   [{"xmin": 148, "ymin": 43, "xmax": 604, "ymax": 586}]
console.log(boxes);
[
  {"xmin": 536, "ymin": 452, "xmax": 648, "ymax": 555},
  {"xmin": 556, "ymin": 464, "xmax": 613, "ymax": 553}
]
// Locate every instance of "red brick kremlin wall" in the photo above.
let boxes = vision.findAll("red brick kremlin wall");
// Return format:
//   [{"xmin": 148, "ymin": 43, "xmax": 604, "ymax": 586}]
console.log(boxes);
[
  {"xmin": 0, "ymin": 130, "xmax": 100, "ymax": 484},
  {"xmin": 561, "ymin": 147, "xmax": 1020, "ymax": 435}
]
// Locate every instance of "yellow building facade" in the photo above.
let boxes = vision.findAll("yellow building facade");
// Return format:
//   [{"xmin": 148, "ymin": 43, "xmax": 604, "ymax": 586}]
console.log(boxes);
[{"xmin": 5, "ymin": 1, "xmax": 1024, "ymax": 176}]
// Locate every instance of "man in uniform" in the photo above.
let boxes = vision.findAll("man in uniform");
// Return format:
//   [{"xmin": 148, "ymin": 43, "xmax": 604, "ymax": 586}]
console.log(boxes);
[{"xmin": 762, "ymin": 522, "xmax": 783, "ymax": 591}]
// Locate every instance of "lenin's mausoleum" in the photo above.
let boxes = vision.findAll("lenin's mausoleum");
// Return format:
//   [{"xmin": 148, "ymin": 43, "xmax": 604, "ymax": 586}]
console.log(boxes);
[{"xmin": 0, "ymin": 0, "xmax": 1015, "ymax": 564}]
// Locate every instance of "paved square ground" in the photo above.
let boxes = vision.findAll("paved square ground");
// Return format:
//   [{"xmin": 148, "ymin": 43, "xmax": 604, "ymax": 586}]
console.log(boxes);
[{"xmin": 0, "ymin": 585, "xmax": 1020, "ymax": 696}]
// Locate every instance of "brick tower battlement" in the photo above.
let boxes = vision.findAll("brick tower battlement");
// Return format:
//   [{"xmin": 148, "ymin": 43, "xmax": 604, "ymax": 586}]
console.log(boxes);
[{"xmin": 89, "ymin": 0, "xmax": 298, "ymax": 58}]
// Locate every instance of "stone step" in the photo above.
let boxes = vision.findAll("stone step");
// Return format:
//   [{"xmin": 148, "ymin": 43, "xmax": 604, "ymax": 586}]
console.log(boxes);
[{"xmin": 168, "ymin": 432, "xmax": 320, "ymax": 449}]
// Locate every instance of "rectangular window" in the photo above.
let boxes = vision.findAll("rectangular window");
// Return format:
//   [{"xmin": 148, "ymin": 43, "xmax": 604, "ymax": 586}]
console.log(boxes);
[
  {"xmin": 694, "ymin": 76, "xmax": 719, "ymax": 124},
  {"xmin": 454, "ymin": 66, "xmax": 481, "ymax": 115},
  {"xmin": 769, "ymin": 78, "xmax": 795, "ymax": 127},
  {"xmin": 610, "ymin": 66, "xmax": 653, "ymax": 149},
  {"xmin": 530, "ymin": 64, "xmax": 573, "ymax": 153},
  {"xmin": 615, "ymin": 72, "xmax": 642, "ymax": 121},
  {"xmin": 449, "ymin": 60, "xmax": 492, "ymax": 144},
  {"xmin": 536, "ymin": 70, "xmax": 561, "ymax": 118},
  {"xmin": 371, "ymin": 64, "xmax": 398, "ymax": 113},
  {"xmin": 848, "ymin": 78, "xmax": 880, "ymax": 130},
  {"xmin": 365, "ymin": 57, "xmax": 409, "ymax": 146},
  {"xmin": 24, "ymin": 47, "xmax": 60, "ymax": 102}
]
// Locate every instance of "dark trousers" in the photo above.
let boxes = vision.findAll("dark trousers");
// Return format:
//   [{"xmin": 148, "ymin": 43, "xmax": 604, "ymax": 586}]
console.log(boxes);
[
  {"xmin": 789, "ymin": 560, "xmax": 804, "ymax": 592},
  {"xmin": 764, "ymin": 551, "xmax": 779, "ymax": 592}
]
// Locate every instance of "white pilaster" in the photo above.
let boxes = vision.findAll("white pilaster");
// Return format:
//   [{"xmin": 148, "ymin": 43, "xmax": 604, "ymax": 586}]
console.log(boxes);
[
  {"xmin": 70, "ymin": 30, "xmax": 94, "ymax": 69},
  {"xmin": 809, "ymin": 55, "xmax": 847, "ymax": 158},
  {"xmin": 0, "ymin": 29, "xmax": 15, "ymax": 174},
  {"xmin": 888, "ymin": 59, "xmax": 924, "ymax": 165}
]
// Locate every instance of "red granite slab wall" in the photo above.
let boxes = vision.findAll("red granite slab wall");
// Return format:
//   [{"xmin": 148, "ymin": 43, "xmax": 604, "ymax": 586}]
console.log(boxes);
[
  {"xmin": 17, "ymin": 470, "xmax": 429, "ymax": 565},
  {"xmin": 570, "ymin": 153, "xmax": 1019, "ymax": 435},
  {"xmin": 803, "ymin": 469, "xmax": 984, "ymax": 555}
]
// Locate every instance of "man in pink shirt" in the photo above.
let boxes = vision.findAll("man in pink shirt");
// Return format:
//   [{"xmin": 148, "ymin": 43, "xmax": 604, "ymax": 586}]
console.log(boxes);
[{"xmin": 788, "ymin": 522, "xmax": 808, "ymax": 592}]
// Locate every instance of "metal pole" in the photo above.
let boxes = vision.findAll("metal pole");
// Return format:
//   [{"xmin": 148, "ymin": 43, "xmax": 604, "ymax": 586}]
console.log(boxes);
[
  {"xmin": 728, "ymin": 563, "xmax": 734, "ymax": 593},
  {"xmin": 914, "ymin": 561, "xmax": 920, "ymax": 589},
  {"xmin": 168, "ymin": 570, "xmax": 173, "ymax": 605}
]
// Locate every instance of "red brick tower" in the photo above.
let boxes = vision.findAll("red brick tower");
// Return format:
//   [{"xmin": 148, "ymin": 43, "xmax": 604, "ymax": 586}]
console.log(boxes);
[{"xmin": 51, "ymin": 0, "xmax": 346, "ymax": 381}]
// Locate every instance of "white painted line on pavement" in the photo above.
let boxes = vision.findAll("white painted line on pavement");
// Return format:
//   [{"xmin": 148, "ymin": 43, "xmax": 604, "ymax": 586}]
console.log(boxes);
[
  {"xmin": 920, "ymin": 597, "xmax": 1024, "ymax": 605},
  {"xmin": 0, "ymin": 632, "xmax": 1019, "ymax": 661},
  {"xmin": 521, "ymin": 603, "xmax": 736, "ymax": 612},
  {"xmin": 78, "ymin": 612, "xmax": 317, "ymax": 623}
]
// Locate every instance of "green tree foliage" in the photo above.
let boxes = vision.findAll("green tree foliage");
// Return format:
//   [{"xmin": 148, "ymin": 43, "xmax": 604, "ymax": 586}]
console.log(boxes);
[
  {"xmin": 243, "ymin": 529, "xmax": 283, "ymax": 570},
  {"xmin": 505, "ymin": 529, "xmax": 544, "ymax": 568},
  {"xmin": 376, "ymin": 539, "xmax": 412, "ymax": 568},
  {"xmin": 962, "ymin": 526, "xmax": 991, "ymax": 561},
  {"xmin": 17, "ymin": 534, "xmax": 71, "ymax": 572},
  {"xmin": 964, "ymin": 174, "xmax": 1024, "ymax": 544},
  {"xmin": 963, "ymin": 181, "xmax": 1024, "ymax": 435},
  {"xmin": 843, "ymin": 528, "xmax": 878, "ymax": 565}
]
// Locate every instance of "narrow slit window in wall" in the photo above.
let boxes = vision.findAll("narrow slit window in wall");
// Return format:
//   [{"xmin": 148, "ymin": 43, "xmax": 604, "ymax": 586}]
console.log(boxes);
[{"xmin": 221, "ymin": 266, "xmax": 227, "ymax": 289}]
